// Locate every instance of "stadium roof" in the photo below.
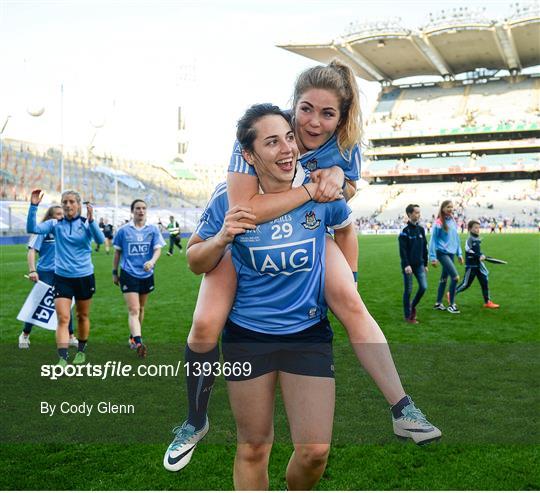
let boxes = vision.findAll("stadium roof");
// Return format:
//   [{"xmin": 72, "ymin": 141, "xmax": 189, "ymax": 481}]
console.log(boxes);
[{"xmin": 278, "ymin": 5, "xmax": 540, "ymax": 82}]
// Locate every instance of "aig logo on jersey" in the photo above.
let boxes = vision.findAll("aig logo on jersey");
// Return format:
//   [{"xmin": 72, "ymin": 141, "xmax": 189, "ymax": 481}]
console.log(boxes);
[
  {"xmin": 302, "ymin": 211, "xmax": 321, "ymax": 230},
  {"xmin": 249, "ymin": 239, "xmax": 315, "ymax": 276},
  {"xmin": 128, "ymin": 242, "xmax": 150, "ymax": 255}
]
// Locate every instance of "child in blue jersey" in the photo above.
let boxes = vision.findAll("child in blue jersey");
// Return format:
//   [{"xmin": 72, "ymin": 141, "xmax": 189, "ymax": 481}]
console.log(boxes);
[
  {"xmin": 429, "ymin": 200, "xmax": 464, "ymax": 314},
  {"xmin": 165, "ymin": 62, "xmax": 441, "ymax": 474},
  {"xmin": 19, "ymin": 205, "xmax": 77, "ymax": 349},
  {"xmin": 113, "ymin": 199, "xmax": 166, "ymax": 358},
  {"xmin": 27, "ymin": 189, "xmax": 105, "ymax": 366}
]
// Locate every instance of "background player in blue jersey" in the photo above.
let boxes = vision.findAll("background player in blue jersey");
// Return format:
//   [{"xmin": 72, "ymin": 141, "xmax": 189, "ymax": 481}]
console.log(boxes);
[
  {"xmin": 19, "ymin": 205, "xmax": 77, "ymax": 349},
  {"xmin": 166, "ymin": 61, "xmax": 441, "ymax": 473},
  {"xmin": 166, "ymin": 105, "xmax": 357, "ymax": 489},
  {"xmin": 112, "ymin": 199, "xmax": 166, "ymax": 358},
  {"xmin": 429, "ymin": 200, "xmax": 464, "ymax": 314},
  {"xmin": 27, "ymin": 189, "xmax": 105, "ymax": 366}
]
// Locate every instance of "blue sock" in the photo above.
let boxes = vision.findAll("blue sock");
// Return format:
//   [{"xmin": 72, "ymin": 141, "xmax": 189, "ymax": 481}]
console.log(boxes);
[
  {"xmin": 391, "ymin": 395, "xmax": 412, "ymax": 418},
  {"xmin": 134, "ymin": 336, "xmax": 142, "ymax": 345},
  {"xmin": 58, "ymin": 348, "xmax": 68, "ymax": 360},
  {"xmin": 185, "ymin": 344, "xmax": 219, "ymax": 430},
  {"xmin": 78, "ymin": 340, "xmax": 87, "ymax": 353}
]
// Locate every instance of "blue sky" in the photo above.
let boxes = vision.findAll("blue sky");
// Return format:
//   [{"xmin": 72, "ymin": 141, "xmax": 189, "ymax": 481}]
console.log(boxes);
[{"xmin": 0, "ymin": 0, "xmax": 513, "ymax": 165}]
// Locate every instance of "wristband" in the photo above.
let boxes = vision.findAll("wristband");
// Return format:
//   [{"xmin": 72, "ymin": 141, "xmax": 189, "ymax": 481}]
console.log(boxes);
[
  {"xmin": 29, "ymin": 270, "xmax": 37, "ymax": 274},
  {"xmin": 302, "ymin": 184, "xmax": 313, "ymax": 201},
  {"xmin": 112, "ymin": 269, "xmax": 118, "ymax": 275},
  {"xmin": 352, "ymin": 271, "xmax": 358, "ymax": 282}
]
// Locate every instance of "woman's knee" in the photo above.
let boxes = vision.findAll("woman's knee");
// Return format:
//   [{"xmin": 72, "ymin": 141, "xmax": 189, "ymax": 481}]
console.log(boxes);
[
  {"xmin": 189, "ymin": 311, "xmax": 224, "ymax": 345},
  {"xmin": 328, "ymin": 282, "xmax": 363, "ymax": 315},
  {"xmin": 128, "ymin": 306, "xmax": 140, "ymax": 318},
  {"xmin": 236, "ymin": 443, "xmax": 272, "ymax": 464},
  {"xmin": 76, "ymin": 314, "xmax": 89, "ymax": 326},
  {"xmin": 294, "ymin": 444, "xmax": 330, "ymax": 469},
  {"xmin": 57, "ymin": 312, "xmax": 71, "ymax": 325}
]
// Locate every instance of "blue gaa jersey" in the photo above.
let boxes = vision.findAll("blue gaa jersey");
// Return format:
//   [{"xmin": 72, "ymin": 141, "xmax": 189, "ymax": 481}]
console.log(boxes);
[
  {"xmin": 195, "ymin": 165, "xmax": 308, "ymax": 241},
  {"xmin": 228, "ymin": 134, "xmax": 361, "ymax": 181},
  {"xmin": 27, "ymin": 204, "xmax": 105, "ymax": 278},
  {"xmin": 113, "ymin": 221, "xmax": 166, "ymax": 278},
  {"xmin": 195, "ymin": 182, "xmax": 228, "ymax": 240},
  {"xmin": 195, "ymin": 181, "xmax": 352, "ymax": 335},
  {"xmin": 28, "ymin": 233, "xmax": 56, "ymax": 272}
]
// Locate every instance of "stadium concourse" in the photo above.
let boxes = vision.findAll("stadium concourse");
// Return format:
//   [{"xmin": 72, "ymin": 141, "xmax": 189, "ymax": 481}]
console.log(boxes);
[{"xmin": 278, "ymin": 3, "xmax": 540, "ymax": 232}]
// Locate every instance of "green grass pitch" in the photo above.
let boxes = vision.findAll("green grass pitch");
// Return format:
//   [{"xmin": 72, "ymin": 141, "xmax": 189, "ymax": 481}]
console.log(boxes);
[{"xmin": 1, "ymin": 233, "xmax": 539, "ymax": 490}]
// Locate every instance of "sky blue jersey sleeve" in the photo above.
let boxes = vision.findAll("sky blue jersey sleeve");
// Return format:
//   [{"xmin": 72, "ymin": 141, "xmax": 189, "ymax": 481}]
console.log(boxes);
[
  {"xmin": 195, "ymin": 183, "xmax": 228, "ymax": 240},
  {"xmin": 326, "ymin": 199, "xmax": 352, "ymax": 229},
  {"xmin": 228, "ymin": 139, "xmax": 257, "ymax": 176},
  {"xmin": 88, "ymin": 219, "xmax": 105, "ymax": 244},
  {"xmin": 346, "ymin": 145, "xmax": 361, "ymax": 182},
  {"xmin": 27, "ymin": 205, "xmax": 56, "ymax": 235},
  {"xmin": 113, "ymin": 226, "xmax": 124, "ymax": 250},
  {"xmin": 28, "ymin": 233, "xmax": 44, "ymax": 252}
]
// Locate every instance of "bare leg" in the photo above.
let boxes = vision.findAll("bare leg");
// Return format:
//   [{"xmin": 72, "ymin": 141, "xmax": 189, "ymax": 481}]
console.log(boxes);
[
  {"xmin": 55, "ymin": 298, "xmax": 71, "ymax": 348},
  {"xmin": 75, "ymin": 298, "xmax": 92, "ymax": 341},
  {"xmin": 187, "ymin": 250, "xmax": 237, "ymax": 352},
  {"xmin": 124, "ymin": 292, "xmax": 142, "ymax": 337},
  {"xmin": 324, "ymin": 237, "xmax": 405, "ymax": 405},
  {"xmin": 280, "ymin": 372, "xmax": 334, "ymax": 490},
  {"xmin": 138, "ymin": 293, "xmax": 149, "ymax": 329},
  {"xmin": 227, "ymin": 373, "xmax": 277, "ymax": 490}
]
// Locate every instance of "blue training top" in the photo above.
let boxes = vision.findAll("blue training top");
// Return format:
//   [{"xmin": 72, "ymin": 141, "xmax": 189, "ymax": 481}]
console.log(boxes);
[
  {"xmin": 27, "ymin": 204, "xmax": 105, "ymax": 278},
  {"xmin": 195, "ymin": 181, "xmax": 352, "ymax": 335},
  {"xmin": 228, "ymin": 134, "xmax": 361, "ymax": 181},
  {"xmin": 113, "ymin": 221, "xmax": 166, "ymax": 278},
  {"xmin": 428, "ymin": 216, "xmax": 463, "ymax": 260},
  {"xmin": 28, "ymin": 233, "xmax": 56, "ymax": 272}
]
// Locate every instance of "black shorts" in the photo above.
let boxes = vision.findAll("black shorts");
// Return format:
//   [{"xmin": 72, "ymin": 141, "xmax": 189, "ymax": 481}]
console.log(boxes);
[
  {"xmin": 119, "ymin": 271, "xmax": 155, "ymax": 294},
  {"xmin": 104, "ymin": 233, "xmax": 113, "ymax": 240},
  {"xmin": 221, "ymin": 318, "xmax": 334, "ymax": 381},
  {"xmin": 53, "ymin": 274, "xmax": 95, "ymax": 300}
]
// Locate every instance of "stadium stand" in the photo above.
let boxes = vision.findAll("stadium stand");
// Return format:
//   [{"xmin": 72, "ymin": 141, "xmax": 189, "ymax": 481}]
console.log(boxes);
[{"xmin": 279, "ymin": 4, "xmax": 540, "ymax": 232}]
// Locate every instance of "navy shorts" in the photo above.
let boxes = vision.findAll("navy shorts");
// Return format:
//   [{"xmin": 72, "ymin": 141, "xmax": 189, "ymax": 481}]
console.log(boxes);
[
  {"xmin": 119, "ymin": 271, "xmax": 155, "ymax": 294},
  {"xmin": 221, "ymin": 318, "xmax": 334, "ymax": 381},
  {"xmin": 53, "ymin": 274, "xmax": 95, "ymax": 300}
]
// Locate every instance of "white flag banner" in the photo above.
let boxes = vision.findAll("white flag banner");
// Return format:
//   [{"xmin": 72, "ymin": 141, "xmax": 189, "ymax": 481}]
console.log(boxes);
[{"xmin": 16, "ymin": 281, "xmax": 73, "ymax": 331}]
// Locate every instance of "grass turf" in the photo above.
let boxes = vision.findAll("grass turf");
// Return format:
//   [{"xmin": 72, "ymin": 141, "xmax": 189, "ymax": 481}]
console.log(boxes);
[{"xmin": 1, "ymin": 233, "xmax": 539, "ymax": 490}]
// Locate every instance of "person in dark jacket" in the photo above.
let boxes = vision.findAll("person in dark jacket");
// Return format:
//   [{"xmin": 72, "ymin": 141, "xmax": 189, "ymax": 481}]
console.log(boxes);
[
  {"xmin": 399, "ymin": 204, "xmax": 428, "ymax": 323},
  {"xmin": 456, "ymin": 220, "xmax": 499, "ymax": 308}
]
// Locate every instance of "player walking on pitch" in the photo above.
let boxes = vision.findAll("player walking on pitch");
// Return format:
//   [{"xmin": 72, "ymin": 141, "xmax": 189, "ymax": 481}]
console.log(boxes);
[
  {"xmin": 112, "ymin": 199, "xmax": 166, "ymax": 357},
  {"xmin": 27, "ymin": 190, "xmax": 104, "ymax": 365}
]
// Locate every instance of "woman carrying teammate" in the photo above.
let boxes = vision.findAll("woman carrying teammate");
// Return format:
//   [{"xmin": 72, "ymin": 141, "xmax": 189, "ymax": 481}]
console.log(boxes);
[
  {"xmin": 164, "ymin": 61, "xmax": 441, "ymax": 474},
  {"xmin": 19, "ymin": 205, "xmax": 77, "ymax": 349},
  {"xmin": 112, "ymin": 199, "xmax": 166, "ymax": 358},
  {"xmin": 169, "ymin": 105, "xmax": 355, "ymax": 488},
  {"xmin": 27, "ymin": 190, "xmax": 105, "ymax": 365},
  {"xmin": 429, "ymin": 200, "xmax": 464, "ymax": 313}
]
